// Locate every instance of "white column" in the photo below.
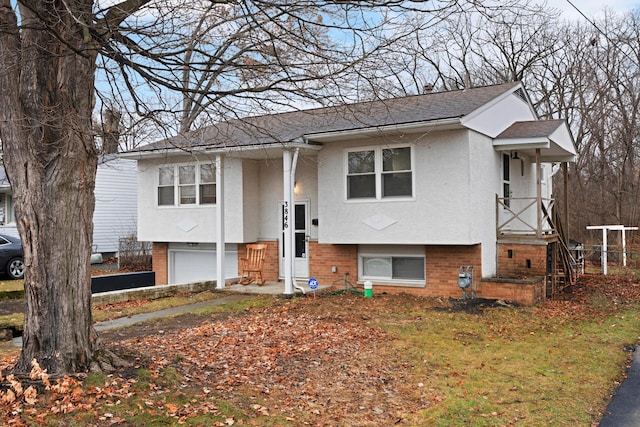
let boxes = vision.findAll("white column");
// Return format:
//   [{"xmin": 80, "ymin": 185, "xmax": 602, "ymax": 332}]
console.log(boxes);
[
  {"xmin": 622, "ymin": 228, "xmax": 628, "ymax": 267},
  {"xmin": 535, "ymin": 148, "xmax": 542, "ymax": 238},
  {"xmin": 602, "ymin": 228, "xmax": 608, "ymax": 276},
  {"xmin": 216, "ymin": 154, "xmax": 225, "ymax": 289},
  {"xmin": 283, "ymin": 151, "xmax": 294, "ymax": 295}
]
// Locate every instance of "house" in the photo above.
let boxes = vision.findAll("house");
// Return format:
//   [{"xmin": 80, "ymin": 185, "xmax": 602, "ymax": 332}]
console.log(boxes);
[
  {"xmin": 0, "ymin": 154, "xmax": 138, "ymax": 258},
  {"xmin": 121, "ymin": 82, "xmax": 577, "ymax": 305}
]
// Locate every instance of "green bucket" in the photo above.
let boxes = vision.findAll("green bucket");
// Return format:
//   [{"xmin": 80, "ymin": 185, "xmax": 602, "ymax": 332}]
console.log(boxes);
[{"xmin": 364, "ymin": 280, "xmax": 373, "ymax": 298}]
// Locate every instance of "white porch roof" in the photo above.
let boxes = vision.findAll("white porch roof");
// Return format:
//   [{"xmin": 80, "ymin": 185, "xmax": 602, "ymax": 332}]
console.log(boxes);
[{"xmin": 493, "ymin": 120, "xmax": 577, "ymax": 163}]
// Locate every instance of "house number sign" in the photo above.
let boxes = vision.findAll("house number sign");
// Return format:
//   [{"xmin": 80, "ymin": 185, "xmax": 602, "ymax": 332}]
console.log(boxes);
[{"xmin": 283, "ymin": 201, "xmax": 289, "ymax": 230}]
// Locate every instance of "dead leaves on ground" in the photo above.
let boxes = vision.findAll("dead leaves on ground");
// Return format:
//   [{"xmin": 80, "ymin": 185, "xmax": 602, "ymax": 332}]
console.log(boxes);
[
  {"xmin": 537, "ymin": 273, "xmax": 640, "ymax": 318},
  {"xmin": 0, "ymin": 275, "xmax": 639, "ymax": 425},
  {"xmin": 0, "ymin": 295, "xmax": 428, "ymax": 425}
]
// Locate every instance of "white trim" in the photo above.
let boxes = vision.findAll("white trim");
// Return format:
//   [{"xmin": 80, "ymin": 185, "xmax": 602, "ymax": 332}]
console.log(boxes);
[
  {"xmin": 461, "ymin": 82, "xmax": 537, "ymax": 125},
  {"xmin": 306, "ymin": 118, "xmax": 462, "ymax": 142},
  {"xmin": 120, "ymin": 142, "xmax": 321, "ymax": 160}
]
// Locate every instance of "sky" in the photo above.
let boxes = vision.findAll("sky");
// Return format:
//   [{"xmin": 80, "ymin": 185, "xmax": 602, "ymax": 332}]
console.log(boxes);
[{"xmin": 545, "ymin": 0, "xmax": 639, "ymax": 21}]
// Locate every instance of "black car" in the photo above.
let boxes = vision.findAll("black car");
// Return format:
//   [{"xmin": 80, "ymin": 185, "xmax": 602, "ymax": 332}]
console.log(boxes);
[{"xmin": 0, "ymin": 234, "xmax": 24, "ymax": 280}]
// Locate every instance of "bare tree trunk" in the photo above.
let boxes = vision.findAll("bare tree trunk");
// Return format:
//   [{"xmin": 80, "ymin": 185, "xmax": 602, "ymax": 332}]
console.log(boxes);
[
  {"xmin": 0, "ymin": 1, "xmax": 123, "ymax": 374},
  {"xmin": 102, "ymin": 109, "xmax": 122, "ymax": 154}
]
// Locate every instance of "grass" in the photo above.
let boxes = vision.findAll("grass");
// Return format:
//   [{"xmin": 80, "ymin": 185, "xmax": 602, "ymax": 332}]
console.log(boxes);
[
  {"xmin": 378, "ymin": 306, "xmax": 638, "ymax": 426},
  {"xmin": 2, "ymin": 275, "xmax": 639, "ymax": 425},
  {"xmin": 0, "ymin": 280, "xmax": 23, "ymax": 293}
]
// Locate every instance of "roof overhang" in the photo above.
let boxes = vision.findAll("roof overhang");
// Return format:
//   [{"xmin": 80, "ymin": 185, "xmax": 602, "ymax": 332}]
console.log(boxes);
[
  {"xmin": 119, "ymin": 141, "xmax": 322, "ymax": 161},
  {"xmin": 493, "ymin": 121, "xmax": 577, "ymax": 163},
  {"xmin": 304, "ymin": 118, "xmax": 463, "ymax": 142}
]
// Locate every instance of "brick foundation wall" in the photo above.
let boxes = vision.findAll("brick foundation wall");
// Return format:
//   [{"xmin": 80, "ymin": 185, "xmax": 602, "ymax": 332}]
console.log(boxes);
[
  {"xmin": 310, "ymin": 244, "xmax": 483, "ymax": 300},
  {"xmin": 238, "ymin": 240, "xmax": 279, "ymax": 282},
  {"xmin": 152, "ymin": 242, "xmax": 168, "ymax": 285},
  {"xmin": 153, "ymin": 239, "xmax": 548, "ymax": 305},
  {"xmin": 399, "ymin": 244, "xmax": 483, "ymax": 299},
  {"xmin": 497, "ymin": 242, "xmax": 547, "ymax": 277},
  {"xmin": 308, "ymin": 242, "xmax": 358, "ymax": 286},
  {"xmin": 478, "ymin": 278, "xmax": 545, "ymax": 306}
]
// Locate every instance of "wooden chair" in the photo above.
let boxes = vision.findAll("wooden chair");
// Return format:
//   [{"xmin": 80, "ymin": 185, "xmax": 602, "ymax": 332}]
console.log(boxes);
[{"xmin": 239, "ymin": 243, "xmax": 266, "ymax": 285}]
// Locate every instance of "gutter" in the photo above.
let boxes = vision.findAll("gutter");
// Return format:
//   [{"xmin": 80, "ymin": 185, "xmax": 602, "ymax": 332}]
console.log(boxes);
[
  {"xmin": 304, "ymin": 118, "xmax": 462, "ymax": 142},
  {"xmin": 118, "ymin": 141, "xmax": 321, "ymax": 160}
]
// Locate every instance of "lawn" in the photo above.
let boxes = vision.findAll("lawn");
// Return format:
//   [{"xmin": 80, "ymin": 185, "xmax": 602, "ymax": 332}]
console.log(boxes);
[
  {"xmin": 0, "ymin": 280, "xmax": 23, "ymax": 293},
  {"xmin": 0, "ymin": 273, "xmax": 639, "ymax": 426}
]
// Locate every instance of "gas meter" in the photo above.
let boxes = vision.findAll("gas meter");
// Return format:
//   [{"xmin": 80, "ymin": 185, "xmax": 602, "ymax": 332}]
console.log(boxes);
[{"xmin": 457, "ymin": 266, "xmax": 475, "ymax": 299}]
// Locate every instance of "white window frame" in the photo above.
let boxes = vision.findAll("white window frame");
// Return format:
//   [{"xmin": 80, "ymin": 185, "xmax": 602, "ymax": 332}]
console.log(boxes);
[
  {"xmin": 358, "ymin": 245, "xmax": 425, "ymax": 287},
  {"xmin": 157, "ymin": 163, "xmax": 216, "ymax": 207},
  {"xmin": 345, "ymin": 145, "xmax": 414, "ymax": 201}
]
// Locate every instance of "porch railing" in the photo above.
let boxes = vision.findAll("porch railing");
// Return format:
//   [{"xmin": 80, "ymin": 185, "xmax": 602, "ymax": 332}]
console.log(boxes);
[{"xmin": 496, "ymin": 195, "xmax": 556, "ymax": 237}]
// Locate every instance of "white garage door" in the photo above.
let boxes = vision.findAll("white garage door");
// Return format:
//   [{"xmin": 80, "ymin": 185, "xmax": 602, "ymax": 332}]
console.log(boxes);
[{"xmin": 169, "ymin": 244, "xmax": 237, "ymax": 285}]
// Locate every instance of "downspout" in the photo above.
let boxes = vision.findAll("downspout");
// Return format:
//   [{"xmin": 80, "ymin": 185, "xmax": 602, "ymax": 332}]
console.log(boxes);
[{"xmin": 216, "ymin": 154, "xmax": 225, "ymax": 289}]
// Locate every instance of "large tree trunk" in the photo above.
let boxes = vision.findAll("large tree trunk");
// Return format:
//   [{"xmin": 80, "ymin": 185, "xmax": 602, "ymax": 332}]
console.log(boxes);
[{"xmin": 0, "ymin": 1, "xmax": 121, "ymax": 374}]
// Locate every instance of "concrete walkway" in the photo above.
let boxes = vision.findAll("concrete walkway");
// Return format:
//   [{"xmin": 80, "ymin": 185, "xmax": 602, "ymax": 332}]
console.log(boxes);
[
  {"xmin": 12, "ymin": 293, "xmax": 254, "ymax": 347},
  {"xmin": 93, "ymin": 294, "xmax": 252, "ymax": 332},
  {"xmin": 11, "ymin": 280, "xmax": 323, "ymax": 347}
]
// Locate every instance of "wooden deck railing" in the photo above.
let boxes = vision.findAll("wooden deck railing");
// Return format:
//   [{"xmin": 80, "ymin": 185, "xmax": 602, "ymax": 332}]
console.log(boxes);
[{"xmin": 496, "ymin": 195, "xmax": 556, "ymax": 237}]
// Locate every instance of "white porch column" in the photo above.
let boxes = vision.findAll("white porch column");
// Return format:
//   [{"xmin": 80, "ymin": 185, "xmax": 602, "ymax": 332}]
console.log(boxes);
[
  {"xmin": 216, "ymin": 154, "xmax": 225, "ymax": 289},
  {"xmin": 602, "ymin": 228, "xmax": 608, "ymax": 275},
  {"xmin": 283, "ymin": 150, "xmax": 294, "ymax": 295}
]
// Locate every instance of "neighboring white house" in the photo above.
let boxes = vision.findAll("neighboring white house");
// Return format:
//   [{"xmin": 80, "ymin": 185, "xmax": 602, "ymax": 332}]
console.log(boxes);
[
  {"xmin": 0, "ymin": 154, "xmax": 138, "ymax": 257},
  {"xmin": 121, "ymin": 82, "xmax": 577, "ymax": 304}
]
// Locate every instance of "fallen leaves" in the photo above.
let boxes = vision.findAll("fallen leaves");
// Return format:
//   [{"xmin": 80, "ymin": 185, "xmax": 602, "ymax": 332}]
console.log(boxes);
[{"xmin": 0, "ymin": 274, "xmax": 638, "ymax": 425}]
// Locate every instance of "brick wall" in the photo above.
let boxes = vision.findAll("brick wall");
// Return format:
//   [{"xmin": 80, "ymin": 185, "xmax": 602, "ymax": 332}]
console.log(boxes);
[
  {"xmin": 478, "ymin": 279, "xmax": 545, "ymax": 306},
  {"xmin": 152, "ymin": 242, "xmax": 168, "ymax": 285},
  {"xmin": 154, "ymin": 240, "xmax": 546, "ymax": 304},
  {"xmin": 417, "ymin": 244, "xmax": 483, "ymax": 299},
  {"xmin": 312, "ymin": 244, "xmax": 482, "ymax": 300},
  {"xmin": 496, "ymin": 242, "xmax": 547, "ymax": 277},
  {"xmin": 308, "ymin": 242, "xmax": 358, "ymax": 286}
]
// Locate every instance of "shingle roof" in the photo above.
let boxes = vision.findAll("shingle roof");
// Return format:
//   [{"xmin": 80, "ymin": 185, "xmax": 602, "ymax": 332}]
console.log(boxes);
[
  {"xmin": 133, "ymin": 81, "xmax": 520, "ymax": 152},
  {"xmin": 496, "ymin": 119, "xmax": 565, "ymax": 139}
]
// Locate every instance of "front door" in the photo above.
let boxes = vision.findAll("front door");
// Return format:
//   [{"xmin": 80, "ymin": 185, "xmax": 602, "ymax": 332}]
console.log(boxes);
[{"xmin": 279, "ymin": 201, "xmax": 309, "ymax": 279}]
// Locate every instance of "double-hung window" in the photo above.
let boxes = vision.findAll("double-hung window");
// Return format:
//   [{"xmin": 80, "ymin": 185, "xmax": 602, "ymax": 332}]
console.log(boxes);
[
  {"xmin": 347, "ymin": 146, "xmax": 413, "ymax": 200},
  {"xmin": 158, "ymin": 166, "xmax": 175, "ymax": 206},
  {"xmin": 158, "ymin": 163, "xmax": 216, "ymax": 206}
]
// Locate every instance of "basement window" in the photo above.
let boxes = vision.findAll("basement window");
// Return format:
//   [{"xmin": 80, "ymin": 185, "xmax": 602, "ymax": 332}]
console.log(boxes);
[{"xmin": 358, "ymin": 245, "xmax": 425, "ymax": 286}]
